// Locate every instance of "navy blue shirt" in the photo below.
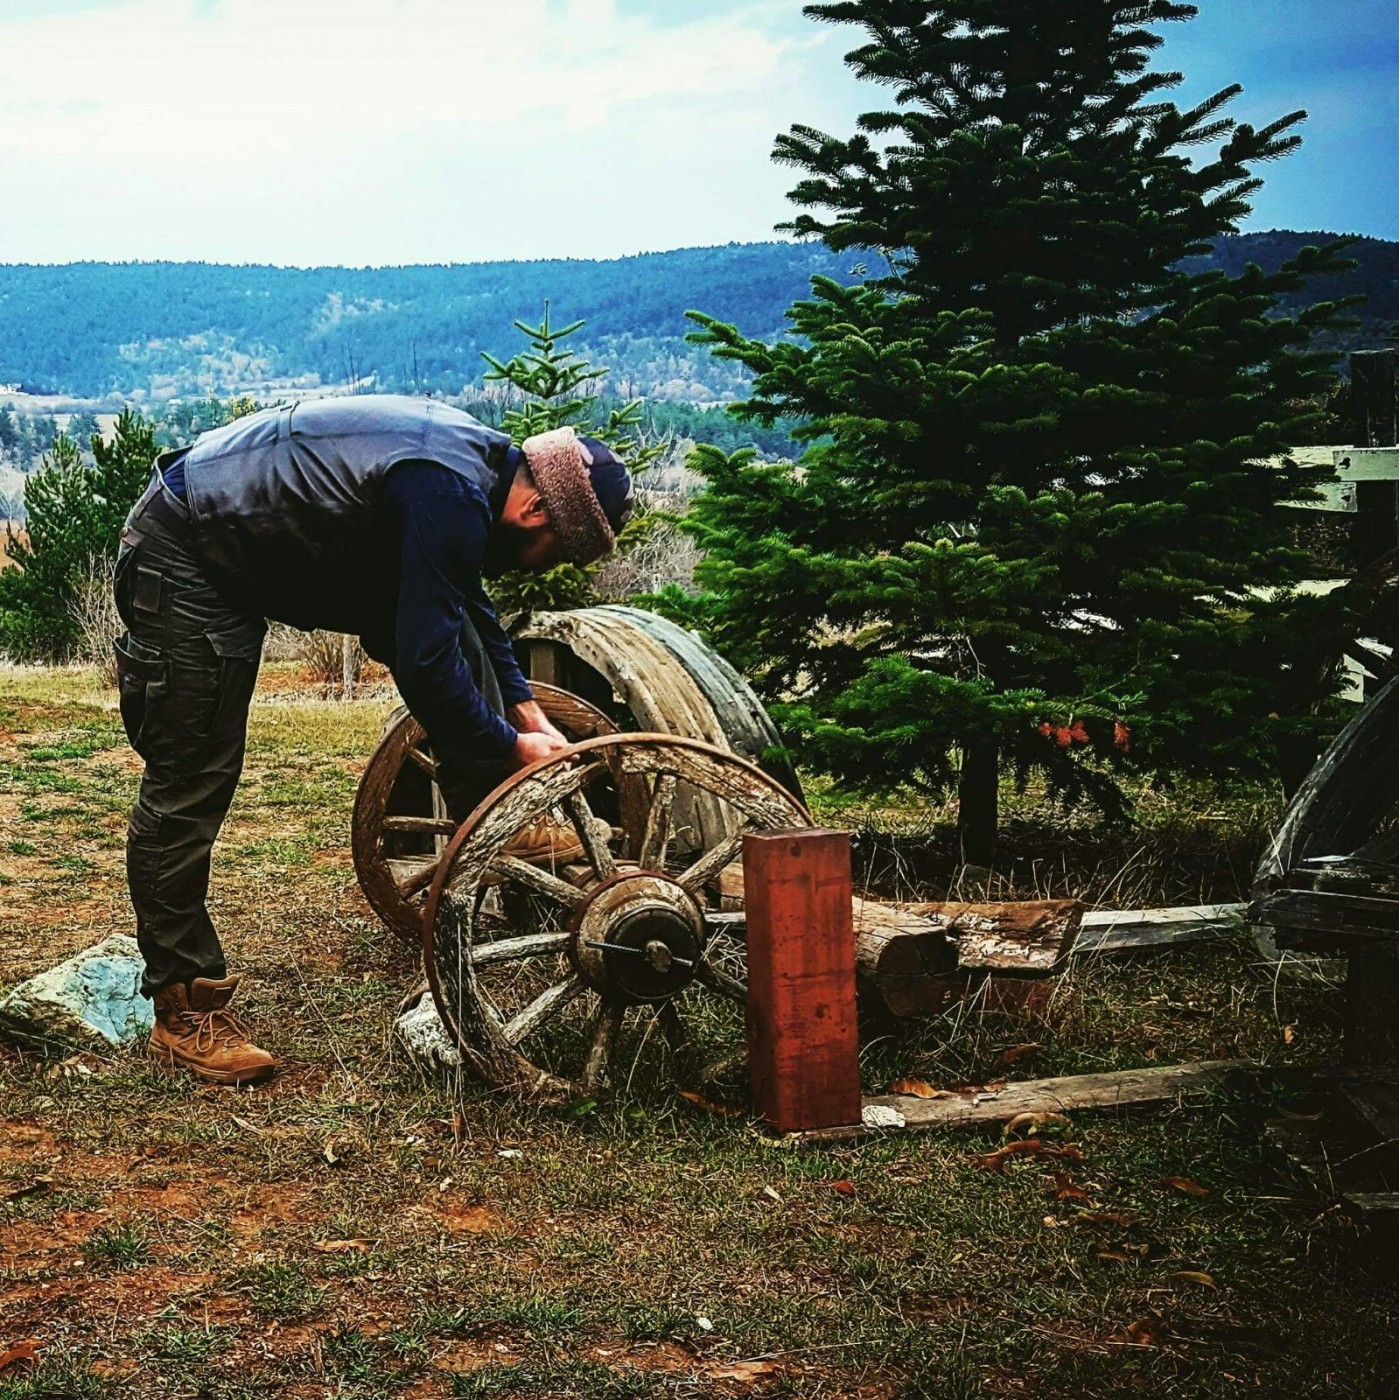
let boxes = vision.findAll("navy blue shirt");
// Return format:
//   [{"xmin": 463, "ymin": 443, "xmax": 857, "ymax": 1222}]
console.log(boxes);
[
  {"xmin": 374, "ymin": 462, "xmax": 532, "ymax": 759},
  {"xmin": 163, "ymin": 453, "xmax": 531, "ymax": 761}
]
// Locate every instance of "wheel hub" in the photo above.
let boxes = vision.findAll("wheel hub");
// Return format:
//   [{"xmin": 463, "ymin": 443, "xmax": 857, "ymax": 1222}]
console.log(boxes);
[{"xmin": 570, "ymin": 872, "xmax": 706, "ymax": 1004}]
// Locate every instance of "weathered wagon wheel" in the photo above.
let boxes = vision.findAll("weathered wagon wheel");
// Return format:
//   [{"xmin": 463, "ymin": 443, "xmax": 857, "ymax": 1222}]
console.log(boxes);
[
  {"xmin": 352, "ymin": 683, "xmax": 619, "ymax": 944},
  {"xmin": 421, "ymin": 733, "xmax": 810, "ymax": 1102}
]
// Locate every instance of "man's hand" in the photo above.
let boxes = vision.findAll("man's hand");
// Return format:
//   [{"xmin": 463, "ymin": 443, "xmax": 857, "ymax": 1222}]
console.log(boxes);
[
  {"xmin": 507, "ymin": 699, "xmax": 568, "ymax": 744},
  {"xmin": 512, "ymin": 729, "xmax": 571, "ymax": 770}
]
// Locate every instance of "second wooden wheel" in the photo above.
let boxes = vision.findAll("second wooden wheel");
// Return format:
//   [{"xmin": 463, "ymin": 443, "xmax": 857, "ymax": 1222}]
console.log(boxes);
[
  {"xmin": 421, "ymin": 733, "xmax": 810, "ymax": 1102},
  {"xmin": 351, "ymin": 683, "xmax": 617, "ymax": 943}
]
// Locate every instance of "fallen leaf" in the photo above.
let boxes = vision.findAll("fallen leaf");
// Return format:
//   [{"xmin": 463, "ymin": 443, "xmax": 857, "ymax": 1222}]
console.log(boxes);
[
  {"xmin": 887, "ymin": 1078, "xmax": 948, "ymax": 1099},
  {"xmin": 1076, "ymin": 1210, "xmax": 1142, "ymax": 1229},
  {"xmin": 1042, "ymin": 1215, "xmax": 1066, "ymax": 1228},
  {"xmin": 497, "ymin": 1148, "xmax": 523, "ymax": 1160},
  {"xmin": 761, "ymin": 1186, "xmax": 782, "ymax": 1204},
  {"xmin": 0, "ymin": 1342, "xmax": 39, "ymax": 1376},
  {"xmin": 971, "ymin": 1138, "xmax": 1048, "ymax": 1172},
  {"xmin": 995, "ymin": 1043, "xmax": 1042, "ymax": 1069},
  {"xmin": 3, "ymin": 1177, "xmax": 52, "ymax": 1202},
  {"xmin": 1046, "ymin": 1172, "xmax": 1093, "ymax": 1204},
  {"xmin": 451, "ymin": 1110, "xmax": 465, "ymax": 1141},
  {"xmin": 1171, "ymin": 1270, "xmax": 1218, "ymax": 1289},
  {"xmin": 707, "ymin": 1359, "xmax": 778, "ymax": 1382},
  {"xmin": 1096, "ymin": 1250, "xmax": 1132, "ymax": 1264},
  {"xmin": 322, "ymin": 1142, "xmax": 341, "ymax": 1168},
  {"xmin": 1282, "ymin": 1024, "xmax": 1296, "ymax": 1045},
  {"xmin": 970, "ymin": 1137, "xmax": 1083, "ymax": 1173},
  {"xmin": 313, "ymin": 1239, "xmax": 372, "ymax": 1254},
  {"xmin": 1004, "ymin": 1111, "xmax": 1071, "ymax": 1139},
  {"xmin": 947, "ymin": 1079, "xmax": 1007, "ymax": 1096},
  {"xmin": 1125, "ymin": 1317, "xmax": 1168, "ymax": 1347},
  {"xmin": 1159, "ymin": 1176, "xmax": 1209, "ymax": 1197},
  {"xmin": 678, "ymin": 1090, "xmax": 743, "ymax": 1117},
  {"xmin": 828, "ymin": 1180, "xmax": 857, "ymax": 1197}
]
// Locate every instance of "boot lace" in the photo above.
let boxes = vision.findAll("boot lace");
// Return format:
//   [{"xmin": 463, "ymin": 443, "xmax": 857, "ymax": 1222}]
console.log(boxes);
[{"xmin": 178, "ymin": 1007, "xmax": 252, "ymax": 1053}]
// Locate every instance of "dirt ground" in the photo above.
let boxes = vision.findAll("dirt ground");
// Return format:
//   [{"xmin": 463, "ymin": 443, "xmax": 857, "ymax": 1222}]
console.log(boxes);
[{"xmin": 0, "ymin": 664, "xmax": 1393, "ymax": 1399}]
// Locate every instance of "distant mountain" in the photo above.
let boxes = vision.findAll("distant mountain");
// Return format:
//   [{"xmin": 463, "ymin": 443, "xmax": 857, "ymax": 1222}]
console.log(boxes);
[{"xmin": 0, "ymin": 233, "xmax": 1391, "ymax": 405}]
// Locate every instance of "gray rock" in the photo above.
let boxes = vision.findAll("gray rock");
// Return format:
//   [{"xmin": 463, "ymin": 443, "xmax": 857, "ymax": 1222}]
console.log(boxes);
[
  {"xmin": 394, "ymin": 992, "xmax": 461, "ymax": 1075},
  {"xmin": 0, "ymin": 935, "xmax": 152, "ymax": 1053}
]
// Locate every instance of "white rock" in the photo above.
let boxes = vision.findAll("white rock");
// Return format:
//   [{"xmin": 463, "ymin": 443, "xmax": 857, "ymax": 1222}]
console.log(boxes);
[
  {"xmin": 861, "ymin": 1103, "xmax": 907, "ymax": 1130},
  {"xmin": 394, "ymin": 992, "xmax": 461, "ymax": 1074},
  {"xmin": 0, "ymin": 935, "xmax": 152, "ymax": 1052}
]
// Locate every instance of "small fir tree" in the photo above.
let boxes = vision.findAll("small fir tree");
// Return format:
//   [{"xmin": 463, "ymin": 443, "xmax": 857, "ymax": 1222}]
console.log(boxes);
[
  {"xmin": 679, "ymin": 0, "xmax": 1354, "ymax": 860},
  {"xmin": 482, "ymin": 305, "xmax": 663, "ymax": 613},
  {"xmin": 0, "ymin": 408, "xmax": 158, "ymax": 658}
]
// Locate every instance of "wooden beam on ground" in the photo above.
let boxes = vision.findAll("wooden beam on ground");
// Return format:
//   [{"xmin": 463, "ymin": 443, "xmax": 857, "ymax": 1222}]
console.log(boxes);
[
  {"xmin": 796, "ymin": 1060, "xmax": 1249, "ymax": 1141},
  {"xmin": 1071, "ymin": 903, "xmax": 1246, "ymax": 954}
]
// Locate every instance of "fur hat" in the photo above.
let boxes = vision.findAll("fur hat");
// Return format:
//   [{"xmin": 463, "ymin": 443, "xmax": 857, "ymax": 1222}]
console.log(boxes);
[{"xmin": 520, "ymin": 426, "xmax": 626, "ymax": 565}]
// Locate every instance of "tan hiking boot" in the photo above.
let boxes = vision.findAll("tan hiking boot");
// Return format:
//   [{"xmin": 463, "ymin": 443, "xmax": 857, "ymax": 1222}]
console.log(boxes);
[
  {"xmin": 503, "ymin": 813, "xmax": 588, "ymax": 866},
  {"xmin": 149, "ymin": 975, "xmax": 278, "ymax": 1086}
]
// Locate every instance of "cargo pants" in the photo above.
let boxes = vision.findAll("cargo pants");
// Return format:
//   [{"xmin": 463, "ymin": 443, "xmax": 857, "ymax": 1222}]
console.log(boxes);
[{"xmin": 115, "ymin": 470, "xmax": 507, "ymax": 998}]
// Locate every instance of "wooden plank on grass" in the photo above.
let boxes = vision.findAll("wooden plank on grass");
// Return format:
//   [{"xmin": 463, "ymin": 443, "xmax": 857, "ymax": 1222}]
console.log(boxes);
[
  {"xmin": 798, "ymin": 1060, "xmax": 1247, "ymax": 1140},
  {"xmin": 1072, "ymin": 903, "xmax": 1245, "ymax": 953}
]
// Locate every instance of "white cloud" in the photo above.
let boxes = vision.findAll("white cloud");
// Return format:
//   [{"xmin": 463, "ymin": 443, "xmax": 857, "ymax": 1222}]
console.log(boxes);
[{"xmin": 0, "ymin": 0, "xmax": 852, "ymax": 263}]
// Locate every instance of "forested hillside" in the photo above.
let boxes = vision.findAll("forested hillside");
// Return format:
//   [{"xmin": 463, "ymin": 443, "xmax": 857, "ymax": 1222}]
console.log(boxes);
[{"xmin": 0, "ymin": 233, "xmax": 1392, "ymax": 404}]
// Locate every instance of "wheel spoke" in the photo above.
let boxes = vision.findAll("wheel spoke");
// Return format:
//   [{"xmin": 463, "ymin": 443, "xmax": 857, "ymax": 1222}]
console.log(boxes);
[
  {"xmin": 486, "ymin": 854, "xmax": 588, "ymax": 907},
  {"xmin": 565, "ymin": 789, "xmax": 617, "ymax": 882},
  {"xmin": 695, "ymin": 957, "xmax": 747, "ymax": 1006},
  {"xmin": 581, "ymin": 1001, "xmax": 626, "ymax": 1093},
  {"xmin": 503, "ymin": 976, "xmax": 584, "ymax": 1044},
  {"xmin": 638, "ymin": 772, "xmax": 677, "ymax": 871},
  {"xmin": 657, "ymin": 1000, "xmax": 694, "ymax": 1070},
  {"xmin": 677, "ymin": 825, "xmax": 750, "ymax": 895},
  {"xmin": 387, "ymin": 858, "xmax": 437, "ymax": 898},
  {"xmin": 406, "ymin": 745, "xmax": 437, "ymax": 777},
  {"xmin": 699, "ymin": 1046, "xmax": 748, "ymax": 1084},
  {"xmin": 383, "ymin": 814, "xmax": 458, "ymax": 836},
  {"xmin": 470, "ymin": 932, "xmax": 571, "ymax": 967}
]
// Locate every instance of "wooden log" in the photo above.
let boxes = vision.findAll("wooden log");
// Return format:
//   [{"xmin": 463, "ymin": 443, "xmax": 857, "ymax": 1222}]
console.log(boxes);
[
  {"xmin": 852, "ymin": 896, "xmax": 960, "ymax": 1018},
  {"xmin": 1072, "ymin": 903, "xmax": 1245, "ymax": 954},
  {"xmin": 902, "ymin": 899, "xmax": 1081, "ymax": 973},
  {"xmin": 744, "ymin": 829, "xmax": 863, "ymax": 1133},
  {"xmin": 796, "ymin": 1060, "xmax": 1249, "ymax": 1140}
]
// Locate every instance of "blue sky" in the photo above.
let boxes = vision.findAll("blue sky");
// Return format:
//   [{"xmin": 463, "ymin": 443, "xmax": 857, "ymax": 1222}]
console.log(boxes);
[{"xmin": 0, "ymin": 0, "xmax": 1391, "ymax": 266}]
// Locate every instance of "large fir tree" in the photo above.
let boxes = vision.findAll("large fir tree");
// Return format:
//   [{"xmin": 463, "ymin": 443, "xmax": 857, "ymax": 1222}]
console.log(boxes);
[{"xmin": 678, "ymin": 0, "xmax": 1353, "ymax": 860}]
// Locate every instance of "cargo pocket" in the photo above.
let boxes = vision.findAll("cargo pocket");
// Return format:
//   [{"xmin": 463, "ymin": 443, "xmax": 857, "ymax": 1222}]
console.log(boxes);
[
  {"xmin": 206, "ymin": 618, "xmax": 266, "ymax": 736},
  {"xmin": 114, "ymin": 632, "xmax": 169, "ymax": 763}
]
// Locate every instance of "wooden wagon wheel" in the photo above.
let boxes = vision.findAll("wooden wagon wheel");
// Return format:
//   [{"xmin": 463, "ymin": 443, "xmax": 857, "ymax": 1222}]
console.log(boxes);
[
  {"xmin": 421, "ymin": 733, "xmax": 810, "ymax": 1102},
  {"xmin": 352, "ymin": 683, "xmax": 619, "ymax": 944}
]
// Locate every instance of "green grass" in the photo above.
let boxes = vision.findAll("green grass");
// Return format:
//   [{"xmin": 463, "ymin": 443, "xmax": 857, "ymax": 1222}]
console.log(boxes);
[
  {"xmin": 0, "ymin": 662, "xmax": 1392, "ymax": 1400},
  {"xmin": 81, "ymin": 1220, "xmax": 152, "ymax": 1270}
]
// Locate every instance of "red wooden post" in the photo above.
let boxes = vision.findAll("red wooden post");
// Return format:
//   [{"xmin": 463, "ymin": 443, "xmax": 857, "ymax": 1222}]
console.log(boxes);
[{"xmin": 743, "ymin": 828, "xmax": 862, "ymax": 1133}]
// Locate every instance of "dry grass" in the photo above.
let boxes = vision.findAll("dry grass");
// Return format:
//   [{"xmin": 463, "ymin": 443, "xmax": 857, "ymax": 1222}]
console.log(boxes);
[{"xmin": 0, "ymin": 664, "xmax": 1392, "ymax": 1400}]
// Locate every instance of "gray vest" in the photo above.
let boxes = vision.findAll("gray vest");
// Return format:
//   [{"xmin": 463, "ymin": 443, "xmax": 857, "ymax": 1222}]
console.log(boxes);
[{"xmin": 178, "ymin": 395, "xmax": 511, "ymax": 631}]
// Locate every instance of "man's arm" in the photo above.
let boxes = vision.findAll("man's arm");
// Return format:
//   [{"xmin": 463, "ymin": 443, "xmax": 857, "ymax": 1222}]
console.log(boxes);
[
  {"xmin": 385, "ymin": 466, "xmax": 518, "ymax": 766},
  {"xmin": 461, "ymin": 578, "xmax": 567, "ymax": 742}
]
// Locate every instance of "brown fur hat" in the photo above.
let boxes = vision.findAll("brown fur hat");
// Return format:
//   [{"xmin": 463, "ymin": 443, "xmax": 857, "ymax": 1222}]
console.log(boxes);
[{"xmin": 520, "ymin": 426, "xmax": 616, "ymax": 565}]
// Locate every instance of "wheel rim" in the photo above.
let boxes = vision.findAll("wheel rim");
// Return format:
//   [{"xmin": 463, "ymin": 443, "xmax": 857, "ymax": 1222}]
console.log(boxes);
[
  {"xmin": 351, "ymin": 684, "xmax": 618, "ymax": 944},
  {"xmin": 421, "ymin": 733, "xmax": 810, "ymax": 1101}
]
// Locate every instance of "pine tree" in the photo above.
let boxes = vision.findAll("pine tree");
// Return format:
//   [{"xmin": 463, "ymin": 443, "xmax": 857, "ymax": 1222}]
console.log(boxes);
[
  {"xmin": 680, "ymin": 0, "xmax": 1353, "ymax": 861},
  {"xmin": 0, "ymin": 408, "xmax": 158, "ymax": 658},
  {"xmin": 481, "ymin": 305, "xmax": 663, "ymax": 613}
]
